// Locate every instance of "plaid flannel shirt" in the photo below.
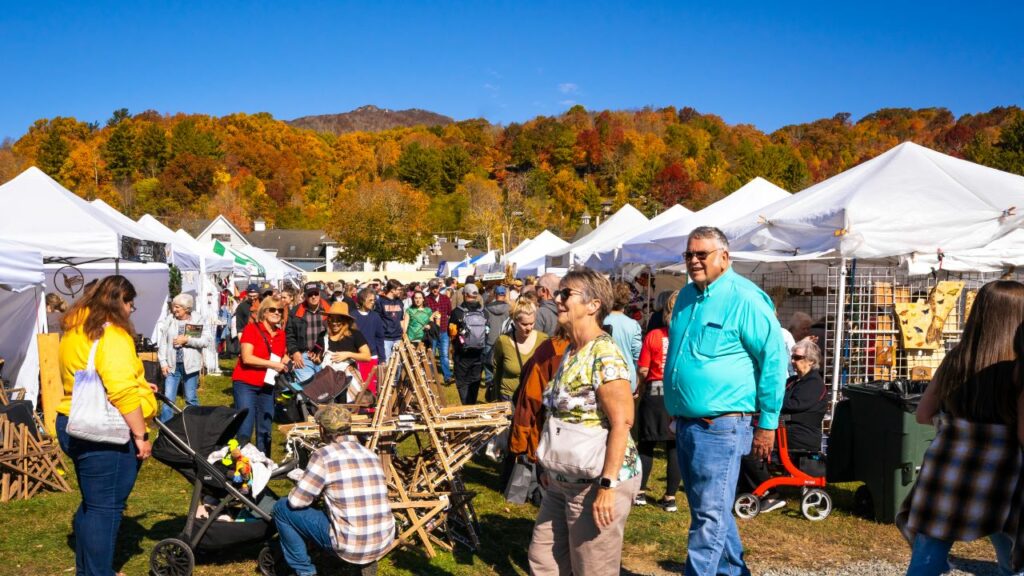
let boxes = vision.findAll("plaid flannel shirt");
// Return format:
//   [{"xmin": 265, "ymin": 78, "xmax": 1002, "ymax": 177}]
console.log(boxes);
[
  {"xmin": 903, "ymin": 414, "xmax": 1024, "ymax": 569},
  {"xmin": 288, "ymin": 436, "xmax": 395, "ymax": 564},
  {"xmin": 426, "ymin": 293, "xmax": 452, "ymax": 332}
]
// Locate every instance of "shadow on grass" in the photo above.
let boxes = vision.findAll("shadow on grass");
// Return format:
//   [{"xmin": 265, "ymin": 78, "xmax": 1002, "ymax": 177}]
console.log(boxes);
[{"xmin": 468, "ymin": 513, "xmax": 535, "ymax": 575}]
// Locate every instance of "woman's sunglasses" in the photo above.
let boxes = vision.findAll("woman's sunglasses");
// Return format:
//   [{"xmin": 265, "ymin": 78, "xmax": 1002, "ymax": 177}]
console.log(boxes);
[
  {"xmin": 555, "ymin": 288, "xmax": 583, "ymax": 301},
  {"xmin": 265, "ymin": 307, "xmax": 285, "ymax": 314}
]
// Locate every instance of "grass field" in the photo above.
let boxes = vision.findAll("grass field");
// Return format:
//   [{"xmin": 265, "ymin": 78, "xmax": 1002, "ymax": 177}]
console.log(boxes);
[{"xmin": 0, "ymin": 363, "xmax": 1002, "ymax": 575}]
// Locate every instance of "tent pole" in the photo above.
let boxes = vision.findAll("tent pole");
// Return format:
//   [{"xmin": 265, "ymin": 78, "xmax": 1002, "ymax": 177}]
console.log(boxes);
[
  {"xmin": 829, "ymin": 257, "xmax": 848, "ymax": 419},
  {"xmin": 115, "ymin": 258, "xmax": 120, "ymax": 275}
]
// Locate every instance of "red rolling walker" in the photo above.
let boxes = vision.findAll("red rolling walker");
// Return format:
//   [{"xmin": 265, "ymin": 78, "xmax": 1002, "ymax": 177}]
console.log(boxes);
[{"xmin": 733, "ymin": 416, "xmax": 832, "ymax": 521}]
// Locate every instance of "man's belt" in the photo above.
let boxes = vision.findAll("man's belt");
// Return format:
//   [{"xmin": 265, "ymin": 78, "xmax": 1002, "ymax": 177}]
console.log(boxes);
[
  {"xmin": 647, "ymin": 380, "xmax": 664, "ymax": 396},
  {"xmin": 694, "ymin": 412, "xmax": 755, "ymax": 426}
]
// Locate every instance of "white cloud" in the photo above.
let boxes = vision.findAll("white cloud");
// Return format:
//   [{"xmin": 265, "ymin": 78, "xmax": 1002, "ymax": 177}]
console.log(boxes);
[
  {"xmin": 558, "ymin": 83, "xmax": 578, "ymax": 94},
  {"xmin": 559, "ymin": 99, "xmax": 577, "ymax": 107}
]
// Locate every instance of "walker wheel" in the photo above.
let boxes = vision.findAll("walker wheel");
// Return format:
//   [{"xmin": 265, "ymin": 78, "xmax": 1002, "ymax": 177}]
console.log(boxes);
[
  {"xmin": 150, "ymin": 538, "xmax": 194, "ymax": 576},
  {"xmin": 801, "ymin": 488, "xmax": 832, "ymax": 521},
  {"xmin": 733, "ymin": 492, "xmax": 760, "ymax": 520}
]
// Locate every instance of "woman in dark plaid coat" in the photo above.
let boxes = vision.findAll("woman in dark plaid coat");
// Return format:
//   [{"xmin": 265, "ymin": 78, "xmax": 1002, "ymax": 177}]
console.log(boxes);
[{"xmin": 903, "ymin": 280, "xmax": 1024, "ymax": 576}]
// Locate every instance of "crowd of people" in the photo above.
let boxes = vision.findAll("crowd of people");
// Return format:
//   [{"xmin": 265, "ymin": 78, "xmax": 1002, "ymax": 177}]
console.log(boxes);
[{"xmin": 49, "ymin": 225, "xmax": 1024, "ymax": 576}]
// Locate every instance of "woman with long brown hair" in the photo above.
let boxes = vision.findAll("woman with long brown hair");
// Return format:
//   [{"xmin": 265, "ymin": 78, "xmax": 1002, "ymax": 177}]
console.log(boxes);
[
  {"xmin": 57, "ymin": 275, "xmax": 158, "ymax": 576},
  {"xmin": 903, "ymin": 280, "xmax": 1024, "ymax": 575}
]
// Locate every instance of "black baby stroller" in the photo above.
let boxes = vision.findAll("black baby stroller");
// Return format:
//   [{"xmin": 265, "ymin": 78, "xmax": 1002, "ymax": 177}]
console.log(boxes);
[
  {"xmin": 275, "ymin": 365, "xmax": 374, "ymax": 424},
  {"xmin": 150, "ymin": 393, "xmax": 295, "ymax": 576}
]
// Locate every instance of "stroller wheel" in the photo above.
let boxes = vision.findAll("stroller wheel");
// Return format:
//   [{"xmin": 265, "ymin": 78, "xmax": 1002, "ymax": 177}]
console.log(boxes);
[
  {"xmin": 258, "ymin": 543, "xmax": 286, "ymax": 576},
  {"xmin": 733, "ymin": 493, "xmax": 760, "ymax": 520},
  {"xmin": 150, "ymin": 538, "xmax": 194, "ymax": 576},
  {"xmin": 800, "ymin": 488, "xmax": 832, "ymax": 521}
]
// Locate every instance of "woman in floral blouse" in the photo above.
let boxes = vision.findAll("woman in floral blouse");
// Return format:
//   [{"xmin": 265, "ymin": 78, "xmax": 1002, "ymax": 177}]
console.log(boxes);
[{"xmin": 528, "ymin": 267, "xmax": 640, "ymax": 576}]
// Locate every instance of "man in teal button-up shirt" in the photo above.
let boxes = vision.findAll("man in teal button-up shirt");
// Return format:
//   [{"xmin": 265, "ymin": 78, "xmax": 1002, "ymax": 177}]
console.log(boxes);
[{"xmin": 665, "ymin": 226, "xmax": 787, "ymax": 576}]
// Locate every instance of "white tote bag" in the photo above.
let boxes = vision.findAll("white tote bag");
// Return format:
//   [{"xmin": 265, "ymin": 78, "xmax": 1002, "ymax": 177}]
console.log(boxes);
[{"xmin": 66, "ymin": 339, "xmax": 132, "ymax": 444}]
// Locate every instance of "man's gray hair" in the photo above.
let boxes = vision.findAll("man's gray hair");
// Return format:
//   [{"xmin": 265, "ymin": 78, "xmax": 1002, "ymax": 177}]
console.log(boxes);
[
  {"xmin": 689, "ymin": 226, "xmax": 729, "ymax": 250},
  {"xmin": 171, "ymin": 293, "xmax": 194, "ymax": 312}
]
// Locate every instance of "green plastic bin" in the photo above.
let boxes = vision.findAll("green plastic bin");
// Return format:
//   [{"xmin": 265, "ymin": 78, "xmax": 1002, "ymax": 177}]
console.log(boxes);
[{"xmin": 827, "ymin": 382, "xmax": 936, "ymax": 523}]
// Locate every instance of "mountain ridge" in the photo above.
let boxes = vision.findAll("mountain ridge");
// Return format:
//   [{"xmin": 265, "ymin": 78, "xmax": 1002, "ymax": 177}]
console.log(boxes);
[{"xmin": 287, "ymin": 105, "xmax": 454, "ymax": 134}]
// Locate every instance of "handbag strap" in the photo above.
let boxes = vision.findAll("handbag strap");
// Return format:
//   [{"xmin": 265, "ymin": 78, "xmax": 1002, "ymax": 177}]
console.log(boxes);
[{"xmin": 86, "ymin": 339, "xmax": 101, "ymax": 372}]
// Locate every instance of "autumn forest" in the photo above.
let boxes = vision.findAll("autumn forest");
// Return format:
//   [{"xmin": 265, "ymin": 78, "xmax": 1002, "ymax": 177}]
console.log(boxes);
[{"xmin": 2, "ymin": 105, "xmax": 1022, "ymax": 265}]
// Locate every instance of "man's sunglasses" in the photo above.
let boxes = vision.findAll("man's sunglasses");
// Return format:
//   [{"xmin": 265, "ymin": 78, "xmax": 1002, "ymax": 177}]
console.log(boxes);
[
  {"xmin": 555, "ymin": 288, "xmax": 583, "ymax": 301},
  {"xmin": 265, "ymin": 307, "xmax": 285, "ymax": 314},
  {"xmin": 791, "ymin": 354, "xmax": 806, "ymax": 361},
  {"xmin": 683, "ymin": 249, "xmax": 722, "ymax": 262}
]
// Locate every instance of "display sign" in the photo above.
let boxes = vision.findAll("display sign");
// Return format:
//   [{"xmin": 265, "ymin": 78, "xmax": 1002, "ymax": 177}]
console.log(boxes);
[{"xmin": 120, "ymin": 236, "xmax": 167, "ymax": 263}]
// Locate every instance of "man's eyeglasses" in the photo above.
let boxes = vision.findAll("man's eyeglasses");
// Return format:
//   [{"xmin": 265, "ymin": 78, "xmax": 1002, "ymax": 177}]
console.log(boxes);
[
  {"xmin": 555, "ymin": 288, "xmax": 583, "ymax": 302},
  {"xmin": 266, "ymin": 307, "xmax": 285, "ymax": 315},
  {"xmin": 683, "ymin": 249, "xmax": 722, "ymax": 262}
]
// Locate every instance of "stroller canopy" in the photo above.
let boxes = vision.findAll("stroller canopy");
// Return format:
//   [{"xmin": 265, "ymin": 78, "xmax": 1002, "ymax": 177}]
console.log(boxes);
[{"xmin": 153, "ymin": 405, "xmax": 248, "ymax": 468}]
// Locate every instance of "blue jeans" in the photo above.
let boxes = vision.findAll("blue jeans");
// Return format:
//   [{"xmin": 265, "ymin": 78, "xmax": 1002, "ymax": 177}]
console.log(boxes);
[
  {"xmin": 676, "ymin": 415, "xmax": 754, "ymax": 576},
  {"xmin": 431, "ymin": 332, "xmax": 452, "ymax": 380},
  {"xmin": 160, "ymin": 362, "xmax": 200, "ymax": 422},
  {"xmin": 383, "ymin": 339, "xmax": 400, "ymax": 362},
  {"xmin": 273, "ymin": 499, "xmax": 333, "ymax": 576},
  {"xmin": 232, "ymin": 381, "xmax": 274, "ymax": 457},
  {"xmin": 291, "ymin": 352, "xmax": 323, "ymax": 384},
  {"xmin": 56, "ymin": 414, "xmax": 141, "ymax": 576},
  {"xmin": 907, "ymin": 532, "xmax": 1019, "ymax": 576}
]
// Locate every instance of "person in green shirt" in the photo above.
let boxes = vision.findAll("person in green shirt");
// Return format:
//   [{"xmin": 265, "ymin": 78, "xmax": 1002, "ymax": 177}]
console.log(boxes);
[
  {"xmin": 492, "ymin": 295, "xmax": 549, "ymax": 401},
  {"xmin": 404, "ymin": 290, "xmax": 436, "ymax": 344}
]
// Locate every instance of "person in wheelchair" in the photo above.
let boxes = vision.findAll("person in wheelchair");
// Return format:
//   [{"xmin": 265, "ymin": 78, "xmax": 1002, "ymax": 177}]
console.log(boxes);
[{"xmin": 738, "ymin": 338, "xmax": 827, "ymax": 512}]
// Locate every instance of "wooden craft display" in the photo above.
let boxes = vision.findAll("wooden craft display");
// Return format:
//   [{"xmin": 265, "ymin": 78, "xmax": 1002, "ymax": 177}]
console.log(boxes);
[
  {"xmin": 0, "ymin": 381, "xmax": 71, "ymax": 503},
  {"xmin": 894, "ymin": 281, "xmax": 965, "ymax": 350},
  {"xmin": 284, "ymin": 337, "xmax": 510, "ymax": 558}
]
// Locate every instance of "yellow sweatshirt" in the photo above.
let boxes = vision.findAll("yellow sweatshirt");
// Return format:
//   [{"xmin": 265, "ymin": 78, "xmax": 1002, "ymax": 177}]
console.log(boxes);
[{"xmin": 57, "ymin": 315, "xmax": 158, "ymax": 419}]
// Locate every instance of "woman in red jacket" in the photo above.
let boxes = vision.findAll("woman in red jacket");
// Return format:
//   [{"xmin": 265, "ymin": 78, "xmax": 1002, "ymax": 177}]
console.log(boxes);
[{"xmin": 232, "ymin": 295, "xmax": 289, "ymax": 457}]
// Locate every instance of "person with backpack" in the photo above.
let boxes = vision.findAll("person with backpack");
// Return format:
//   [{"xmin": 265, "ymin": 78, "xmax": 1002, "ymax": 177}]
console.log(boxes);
[{"xmin": 448, "ymin": 282, "xmax": 488, "ymax": 405}]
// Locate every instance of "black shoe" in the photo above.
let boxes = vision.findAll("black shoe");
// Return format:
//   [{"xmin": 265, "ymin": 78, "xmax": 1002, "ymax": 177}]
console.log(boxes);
[{"xmin": 658, "ymin": 497, "xmax": 678, "ymax": 513}]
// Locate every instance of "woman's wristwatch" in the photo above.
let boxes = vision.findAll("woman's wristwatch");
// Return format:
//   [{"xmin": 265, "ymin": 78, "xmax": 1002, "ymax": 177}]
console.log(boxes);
[
  {"xmin": 597, "ymin": 476, "xmax": 619, "ymax": 489},
  {"xmin": 133, "ymin": 432, "xmax": 150, "ymax": 442}
]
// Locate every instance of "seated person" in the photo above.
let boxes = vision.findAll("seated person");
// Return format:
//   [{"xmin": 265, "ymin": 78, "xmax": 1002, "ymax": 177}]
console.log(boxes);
[
  {"xmin": 738, "ymin": 338, "xmax": 827, "ymax": 512},
  {"xmin": 273, "ymin": 405, "xmax": 394, "ymax": 576}
]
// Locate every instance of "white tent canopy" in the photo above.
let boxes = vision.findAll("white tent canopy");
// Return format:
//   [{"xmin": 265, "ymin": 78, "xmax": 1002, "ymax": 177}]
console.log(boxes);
[
  {"xmin": 173, "ymin": 229, "xmax": 237, "ymax": 274},
  {"xmin": 506, "ymin": 230, "xmax": 570, "ymax": 277},
  {"xmin": 135, "ymin": 214, "xmax": 204, "ymax": 272},
  {"xmin": 0, "ymin": 167, "xmax": 166, "ymax": 262},
  {"xmin": 546, "ymin": 204, "xmax": 649, "ymax": 270},
  {"xmin": 646, "ymin": 177, "xmax": 791, "ymax": 264},
  {"xmin": 0, "ymin": 241, "xmax": 44, "ymax": 292},
  {"xmin": 231, "ymin": 243, "xmax": 304, "ymax": 284},
  {"xmin": 722, "ymin": 142, "xmax": 1024, "ymax": 261},
  {"xmin": 589, "ymin": 203, "xmax": 695, "ymax": 270},
  {"xmin": 0, "ymin": 242, "xmax": 45, "ymax": 401}
]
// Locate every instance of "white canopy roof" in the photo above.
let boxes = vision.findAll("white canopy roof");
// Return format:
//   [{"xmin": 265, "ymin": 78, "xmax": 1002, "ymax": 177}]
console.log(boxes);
[
  {"xmin": 172, "ymin": 229, "xmax": 238, "ymax": 274},
  {"xmin": 646, "ymin": 177, "xmax": 790, "ymax": 264},
  {"xmin": 0, "ymin": 167, "xmax": 164, "ymax": 261},
  {"xmin": 546, "ymin": 204, "xmax": 649, "ymax": 269},
  {"xmin": 136, "ymin": 214, "xmax": 204, "ymax": 272},
  {"xmin": 589, "ymin": 203, "xmax": 695, "ymax": 270},
  {"xmin": 722, "ymin": 142, "xmax": 1024, "ymax": 261},
  {"xmin": 502, "ymin": 238, "xmax": 533, "ymax": 261},
  {"xmin": 0, "ymin": 241, "xmax": 44, "ymax": 292},
  {"xmin": 506, "ymin": 230, "xmax": 570, "ymax": 277},
  {"xmin": 231, "ymin": 243, "xmax": 304, "ymax": 283}
]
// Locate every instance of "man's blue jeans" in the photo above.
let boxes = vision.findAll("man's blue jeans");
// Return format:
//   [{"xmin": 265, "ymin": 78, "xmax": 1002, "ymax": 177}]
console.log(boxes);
[
  {"xmin": 431, "ymin": 332, "xmax": 452, "ymax": 380},
  {"xmin": 676, "ymin": 415, "xmax": 754, "ymax": 576},
  {"xmin": 232, "ymin": 381, "xmax": 274, "ymax": 457},
  {"xmin": 160, "ymin": 362, "xmax": 200, "ymax": 422},
  {"xmin": 907, "ymin": 532, "xmax": 1019, "ymax": 576},
  {"xmin": 273, "ymin": 499, "xmax": 333, "ymax": 576},
  {"xmin": 56, "ymin": 413, "xmax": 141, "ymax": 576}
]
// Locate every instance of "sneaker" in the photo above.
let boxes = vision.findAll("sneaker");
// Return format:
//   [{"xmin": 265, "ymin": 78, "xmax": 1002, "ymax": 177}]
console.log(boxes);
[
  {"xmin": 659, "ymin": 497, "xmax": 678, "ymax": 513},
  {"xmin": 633, "ymin": 492, "xmax": 648, "ymax": 506},
  {"xmin": 760, "ymin": 497, "xmax": 787, "ymax": 513}
]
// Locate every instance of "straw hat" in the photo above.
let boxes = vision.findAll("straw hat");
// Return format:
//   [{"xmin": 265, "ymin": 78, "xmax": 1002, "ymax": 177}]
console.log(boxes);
[{"xmin": 325, "ymin": 300, "xmax": 353, "ymax": 320}]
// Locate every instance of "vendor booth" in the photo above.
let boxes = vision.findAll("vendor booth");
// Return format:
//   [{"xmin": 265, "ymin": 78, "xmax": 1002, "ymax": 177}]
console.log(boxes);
[
  {"xmin": 545, "ymin": 204, "xmax": 649, "ymax": 273},
  {"xmin": 506, "ymin": 230, "xmax": 569, "ymax": 278},
  {"xmin": 586, "ymin": 203, "xmax": 693, "ymax": 271}
]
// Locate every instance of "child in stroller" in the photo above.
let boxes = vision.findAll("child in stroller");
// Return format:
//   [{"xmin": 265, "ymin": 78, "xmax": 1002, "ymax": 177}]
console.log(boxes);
[{"xmin": 149, "ymin": 394, "xmax": 296, "ymax": 576}]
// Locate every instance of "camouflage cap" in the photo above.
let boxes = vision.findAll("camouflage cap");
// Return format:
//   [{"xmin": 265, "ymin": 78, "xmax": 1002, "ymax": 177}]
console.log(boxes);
[{"xmin": 315, "ymin": 404, "xmax": 352, "ymax": 434}]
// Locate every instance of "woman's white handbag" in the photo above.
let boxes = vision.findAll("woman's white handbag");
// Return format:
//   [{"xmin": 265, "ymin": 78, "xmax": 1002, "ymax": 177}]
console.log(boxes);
[
  {"xmin": 66, "ymin": 340, "xmax": 131, "ymax": 444},
  {"xmin": 536, "ymin": 414, "xmax": 608, "ymax": 479}
]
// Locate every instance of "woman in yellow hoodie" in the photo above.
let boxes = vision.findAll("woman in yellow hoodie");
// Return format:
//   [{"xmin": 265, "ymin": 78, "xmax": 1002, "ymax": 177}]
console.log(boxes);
[{"xmin": 56, "ymin": 275, "xmax": 157, "ymax": 576}]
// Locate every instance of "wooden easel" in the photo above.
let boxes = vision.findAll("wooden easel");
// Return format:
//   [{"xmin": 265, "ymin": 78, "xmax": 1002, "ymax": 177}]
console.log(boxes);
[{"xmin": 0, "ymin": 369, "xmax": 71, "ymax": 503}]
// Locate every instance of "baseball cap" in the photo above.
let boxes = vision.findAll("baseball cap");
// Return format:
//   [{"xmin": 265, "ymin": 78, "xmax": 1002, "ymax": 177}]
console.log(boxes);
[
  {"xmin": 495, "ymin": 286, "xmax": 507, "ymax": 296},
  {"xmin": 315, "ymin": 404, "xmax": 352, "ymax": 434},
  {"xmin": 246, "ymin": 283, "xmax": 259, "ymax": 292},
  {"xmin": 463, "ymin": 283, "xmax": 479, "ymax": 296},
  {"xmin": 304, "ymin": 282, "xmax": 320, "ymax": 295}
]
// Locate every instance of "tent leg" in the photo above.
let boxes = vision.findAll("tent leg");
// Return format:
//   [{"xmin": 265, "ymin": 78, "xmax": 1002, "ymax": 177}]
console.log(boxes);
[{"xmin": 829, "ymin": 258, "xmax": 848, "ymax": 419}]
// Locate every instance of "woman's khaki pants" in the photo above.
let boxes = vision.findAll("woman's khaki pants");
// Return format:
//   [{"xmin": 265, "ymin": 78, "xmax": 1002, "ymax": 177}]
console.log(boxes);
[{"xmin": 528, "ymin": 474, "xmax": 640, "ymax": 575}]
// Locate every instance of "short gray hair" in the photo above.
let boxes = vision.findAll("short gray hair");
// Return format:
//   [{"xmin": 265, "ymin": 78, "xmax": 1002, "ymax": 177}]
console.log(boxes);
[
  {"xmin": 689, "ymin": 226, "xmax": 729, "ymax": 250},
  {"xmin": 171, "ymin": 293, "xmax": 194, "ymax": 312},
  {"xmin": 793, "ymin": 338, "xmax": 821, "ymax": 369}
]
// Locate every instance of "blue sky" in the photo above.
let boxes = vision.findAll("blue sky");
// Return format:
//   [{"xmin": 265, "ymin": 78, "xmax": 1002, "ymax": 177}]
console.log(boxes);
[{"xmin": 1, "ymin": 1, "xmax": 1021, "ymax": 140}]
